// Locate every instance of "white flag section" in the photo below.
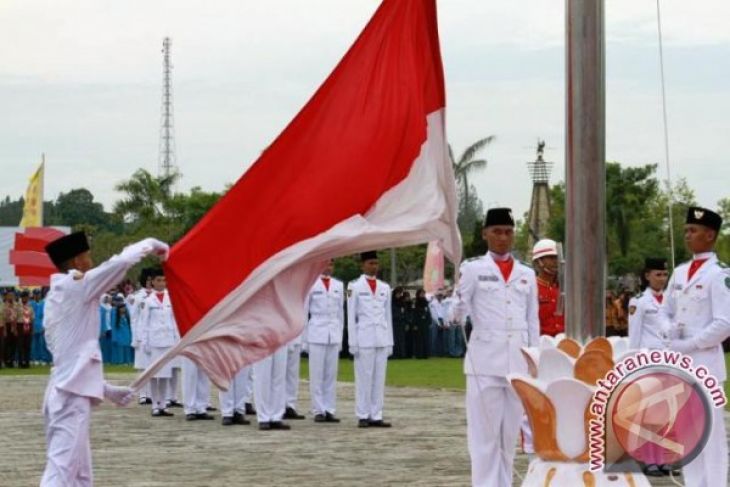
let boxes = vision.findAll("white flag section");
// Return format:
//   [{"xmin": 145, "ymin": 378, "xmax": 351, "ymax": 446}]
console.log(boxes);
[{"xmin": 132, "ymin": 0, "xmax": 461, "ymax": 391}]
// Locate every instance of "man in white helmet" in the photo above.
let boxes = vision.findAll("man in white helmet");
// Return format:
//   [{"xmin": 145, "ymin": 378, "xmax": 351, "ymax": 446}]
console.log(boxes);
[{"xmin": 532, "ymin": 239, "xmax": 564, "ymax": 337}]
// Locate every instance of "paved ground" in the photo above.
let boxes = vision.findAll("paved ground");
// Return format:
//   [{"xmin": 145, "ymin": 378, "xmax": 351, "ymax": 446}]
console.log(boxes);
[{"xmin": 0, "ymin": 373, "xmax": 722, "ymax": 486}]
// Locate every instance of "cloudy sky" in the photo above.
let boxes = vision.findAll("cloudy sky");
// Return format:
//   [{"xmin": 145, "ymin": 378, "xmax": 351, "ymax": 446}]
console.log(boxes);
[{"xmin": 1, "ymin": 0, "xmax": 728, "ymax": 218}]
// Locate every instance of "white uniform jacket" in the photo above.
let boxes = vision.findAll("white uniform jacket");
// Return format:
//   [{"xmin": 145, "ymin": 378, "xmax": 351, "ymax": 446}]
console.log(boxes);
[
  {"xmin": 138, "ymin": 290, "xmax": 179, "ymax": 348},
  {"xmin": 129, "ymin": 288, "xmax": 151, "ymax": 347},
  {"xmin": 628, "ymin": 290, "xmax": 669, "ymax": 350},
  {"xmin": 661, "ymin": 253, "xmax": 730, "ymax": 381},
  {"xmin": 43, "ymin": 240, "xmax": 164, "ymax": 402},
  {"xmin": 347, "ymin": 275, "xmax": 393, "ymax": 348},
  {"xmin": 451, "ymin": 254, "xmax": 539, "ymax": 377},
  {"xmin": 305, "ymin": 276, "xmax": 345, "ymax": 345}
]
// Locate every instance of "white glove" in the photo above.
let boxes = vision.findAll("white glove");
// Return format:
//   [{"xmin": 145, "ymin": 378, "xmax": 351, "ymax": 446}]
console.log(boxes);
[
  {"xmin": 301, "ymin": 342, "xmax": 309, "ymax": 353},
  {"xmin": 670, "ymin": 339, "xmax": 697, "ymax": 355},
  {"xmin": 349, "ymin": 346, "xmax": 359, "ymax": 358},
  {"xmin": 104, "ymin": 383, "xmax": 134, "ymax": 407},
  {"xmin": 386, "ymin": 346, "xmax": 393, "ymax": 357},
  {"xmin": 121, "ymin": 238, "xmax": 170, "ymax": 263}
]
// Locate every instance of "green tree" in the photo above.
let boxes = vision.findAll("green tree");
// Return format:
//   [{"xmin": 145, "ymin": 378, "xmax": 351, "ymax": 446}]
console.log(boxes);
[
  {"xmin": 450, "ymin": 137, "xmax": 494, "ymax": 233},
  {"xmin": 113, "ymin": 169, "xmax": 180, "ymax": 224},
  {"xmin": 52, "ymin": 188, "xmax": 113, "ymax": 230}
]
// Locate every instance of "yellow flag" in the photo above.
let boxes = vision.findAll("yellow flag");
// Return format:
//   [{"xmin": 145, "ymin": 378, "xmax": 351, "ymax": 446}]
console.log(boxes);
[{"xmin": 19, "ymin": 158, "xmax": 44, "ymax": 228}]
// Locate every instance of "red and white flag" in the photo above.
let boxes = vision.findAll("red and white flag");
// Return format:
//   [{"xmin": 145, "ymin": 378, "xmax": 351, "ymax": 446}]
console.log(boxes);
[{"xmin": 134, "ymin": 0, "xmax": 461, "ymax": 390}]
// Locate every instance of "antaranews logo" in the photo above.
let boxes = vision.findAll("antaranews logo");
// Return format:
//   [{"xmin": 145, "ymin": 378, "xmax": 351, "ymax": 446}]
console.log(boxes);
[{"xmin": 588, "ymin": 350, "xmax": 726, "ymax": 473}]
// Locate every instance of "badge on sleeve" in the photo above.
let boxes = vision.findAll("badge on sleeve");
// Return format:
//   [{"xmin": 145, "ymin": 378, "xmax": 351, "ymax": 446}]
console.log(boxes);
[{"xmin": 629, "ymin": 305, "xmax": 636, "ymax": 315}]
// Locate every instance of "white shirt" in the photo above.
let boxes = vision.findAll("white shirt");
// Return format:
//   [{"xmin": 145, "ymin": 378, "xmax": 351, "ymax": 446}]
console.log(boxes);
[
  {"xmin": 628, "ymin": 289, "xmax": 669, "ymax": 350},
  {"xmin": 451, "ymin": 253, "xmax": 539, "ymax": 378},
  {"xmin": 661, "ymin": 252, "xmax": 730, "ymax": 381},
  {"xmin": 138, "ymin": 290, "xmax": 179, "ymax": 348},
  {"xmin": 305, "ymin": 276, "xmax": 345, "ymax": 345},
  {"xmin": 44, "ymin": 239, "xmax": 164, "ymax": 401},
  {"xmin": 347, "ymin": 275, "xmax": 393, "ymax": 348}
]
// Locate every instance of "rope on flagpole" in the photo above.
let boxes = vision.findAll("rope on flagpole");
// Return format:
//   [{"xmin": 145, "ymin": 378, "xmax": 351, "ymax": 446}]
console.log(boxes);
[{"xmin": 656, "ymin": 0, "xmax": 677, "ymax": 270}]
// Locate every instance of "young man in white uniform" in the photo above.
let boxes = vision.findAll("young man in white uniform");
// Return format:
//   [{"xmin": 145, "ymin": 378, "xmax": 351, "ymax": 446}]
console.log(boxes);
[
  {"xmin": 661, "ymin": 206, "xmax": 730, "ymax": 487},
  {"xmin": 137, "ymin": 268, "xmax": 178, "ymax": 417},
  {"xmin": 450, "ymin": 208, "xmax": 539, "ymax": 487},
  {"xmin": 347, "ymin": 251, "xmax": 393, "ymax": 428},
  {"xmin": 129, "ymin": 268, "xmax": 153, "ymax": 404},
  {"xmin": 304, "ymin": 259, "xmax": 344, "ymax": 423},
  {"xmin": 41, "ymin": 232, "xmax": 168, "ymax": 486}
]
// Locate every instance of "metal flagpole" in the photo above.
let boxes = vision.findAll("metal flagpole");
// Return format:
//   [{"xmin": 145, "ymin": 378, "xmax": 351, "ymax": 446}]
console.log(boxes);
[{"xmin": 564, "ymin": 0, "xmax": 606, "ymax": 341}]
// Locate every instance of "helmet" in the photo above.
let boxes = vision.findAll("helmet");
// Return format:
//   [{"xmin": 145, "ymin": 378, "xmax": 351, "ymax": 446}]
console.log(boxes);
[{"xmin": 532, "ymin": 239, "xmax": 558, "ymax": 261}]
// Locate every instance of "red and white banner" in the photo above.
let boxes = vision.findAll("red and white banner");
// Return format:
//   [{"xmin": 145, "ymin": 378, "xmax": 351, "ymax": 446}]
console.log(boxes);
[
  {"xmin": 0, "ymin": 227, "xmax": 68, "ymax": 286},
  {"xmin": 134, "ymin": 0, "xmax": 461, "ymax": 390}
]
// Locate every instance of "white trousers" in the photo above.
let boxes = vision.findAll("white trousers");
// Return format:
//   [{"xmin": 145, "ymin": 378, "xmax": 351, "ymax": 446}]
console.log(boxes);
[
  {"xmin": 253, "ymin": 347, "xmax": 287, "ymax": 422},
  {"xmin": 182, "ymin": 357, "xmax": 210, "ymax": 415},
  {"xmin": 41, "ymin": 387, "xmax": 93, "ymax": 487},
  {"xmin": 286, "ymin": 343, "xmax": 302, "ymax": 409},
  {"xmin": 308, "ymin": 343, "xmax": 340, "ymax": 415},
  {"xmin": 166, "ymin": 366, "xmax": 180, "ymax": 401},
  {"xmin": 466, "ymin": 375, "xmax": 523, "ymax": 487},
  {"xmin": 218, "ymin": 366, "xmax": 252, "ymax": 417},
  {"xmin": 683, "ymin": 399, "xmax": 728, "ymax": 487},
  {"xmin": 354, "ymin": 347, "xmax": 388, "ymax": 420},
  {"xmin": 521, "ymin": 414, "xmax": 534, "ymax": 454}
]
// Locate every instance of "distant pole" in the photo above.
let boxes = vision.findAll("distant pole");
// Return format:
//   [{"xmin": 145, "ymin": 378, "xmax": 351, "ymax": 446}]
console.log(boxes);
[
  {"xmin": 390, "ymin": 248, "xmax": 397, "ymax": 285},
  {"xmin": 159, "ymin": 37, "xmax": 178, "ymax": 188},
  {"xmin": 565, "ymin": 0, "xmax": 606, "ymax": 341}
]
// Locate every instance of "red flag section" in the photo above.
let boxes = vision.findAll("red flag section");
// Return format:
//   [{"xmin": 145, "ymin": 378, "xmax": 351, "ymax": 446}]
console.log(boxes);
[
  {"xmin": 9, "ymin": 227, "xmax": 65, "ymax": 286},
  {"xmin": 135, "ymin": 0, "xmax": 461, "ymax": 390}
]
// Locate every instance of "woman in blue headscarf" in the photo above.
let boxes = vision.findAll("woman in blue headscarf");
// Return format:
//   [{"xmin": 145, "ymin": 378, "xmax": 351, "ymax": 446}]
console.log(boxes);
[{"xmin": 111, "ymin": 296, "xmax": 133, "ymax": 365}]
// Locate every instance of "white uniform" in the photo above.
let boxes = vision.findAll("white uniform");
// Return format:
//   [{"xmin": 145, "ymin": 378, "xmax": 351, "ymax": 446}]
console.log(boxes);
[
  {"xmin": 347, "ymin": 275, "xmax": 393, "ymax": 421},
  {"xmin": 138, "ymin": 290, "xmax": 178, "ymax": 411},
  {"xmin": 285, "ymin": 333, "xmax": 303, "ymax": 411},
  {"xmin": 628, "ymin": 289, "xmax": 668, "ymax": 350},
  {"xmin": 129, "ymin": 288, "xmax": 153, "ymax": 401},
  {"xmin": 41, "ymin": 239, "xmax": 164, "ymax": 486},
  {"xmin": 253, "ymin": 345, "xmax": 288, "ymax": 423},
  {"xmin": 304, "ymin": 276, "xmax": 344, "ymax": 416},
  {"xmin": 182, "ymin": 358, "xmax": 212, "ymax": 415},
  {"xmin": 451, "ymin": 252, "xmax": 539, "ymax": 487},
  {"xmin": 662, "ymin": 252, "xmax": 730, "ymax": 487},
  {"xmin": 218, "ymin": 365, "xmax": 253, "ymax": 418}
]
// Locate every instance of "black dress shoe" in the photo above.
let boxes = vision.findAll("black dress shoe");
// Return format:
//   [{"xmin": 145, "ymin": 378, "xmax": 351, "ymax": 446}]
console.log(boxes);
[
  {"xmin": 659, "ymin": 464, "xmax": 681, "ymax": 477},
  {"xmin": 368, "ymin": 419, "xmax": 391, "ymax": 428},
  {"xmin": 152, "ymin": 409, "xmax": 174, "ymax": 417},
  {"xmin": 166, "ymin": 400, "xmax": 183, "ymax": 408},
  {"xmin": 258, "ymin": 421, "xmax": 271, "ymax": 430},
  {"xmin": 195, "ymin": 412, "xmax": 215, "ymax": 420},
  {"xmin": 325, "ymin": 412, "xmax": 341, "ymax": 423},
  {"xmin": 314, "ymin": 414, "xmax": 327, "ymax": 423},
  {"xmin": 232, "ymin": 412, "xmax": 251, "ymax": 425},
  {"xmin": 269, "ymin": 421, "xmax": 291, "ymax": 430},
  {"xmin": 222, "ymin": 416, "xmax": 234, "ymax": 426},
  {"xmin": 143, "ymin": 398, "xmax": 153, "ymax": 405},
  {"xmin": 283, "ymin": 407, "xmax": 305, "ymax": 420},
  {"xmin": 358, "ymin": 419, "xmax": 370, "ymax": 428},
  {"xmin": 643, "ymin": 464, "xmax": 664, "ymax": 477},
  {"xmin": 186, "ymin": 413, "xmax": 199, "ymax": 421},
  {"xmin": 245, "ymin": 403, "xmax": 256, "ymax": 415},
  {"xmin": 206, "ymin": 406, "xmax": 217, "ymax": 412}
]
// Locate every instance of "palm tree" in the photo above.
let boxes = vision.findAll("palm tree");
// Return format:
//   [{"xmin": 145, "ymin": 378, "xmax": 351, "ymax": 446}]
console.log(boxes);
[
  {"xmin": 449, "ymin": 136, "xmax": 495, "ymax": 214},
  {"xmin": 113, "ymin": 169, "xmax": 180, "ymax": 223}
]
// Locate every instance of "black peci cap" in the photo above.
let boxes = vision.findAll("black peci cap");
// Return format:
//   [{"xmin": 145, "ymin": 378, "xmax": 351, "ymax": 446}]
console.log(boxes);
[
  {"xmin": 644, "ymin": 257, "xmax": 668, "ymax": 271},
  {"xmin": 45, "ymin": 232, "xmax": 90, "ymax": 270},
  {"xmin": 484, "ymin": 207, "xmax": 515, "ymax": 228},
  {"xmin": 686, "ymin": 206, "xmax": 722, "ymax": 232},
  {"xmin": 360, "ymin": 251, "xmax": 378, "ymax": 262}
]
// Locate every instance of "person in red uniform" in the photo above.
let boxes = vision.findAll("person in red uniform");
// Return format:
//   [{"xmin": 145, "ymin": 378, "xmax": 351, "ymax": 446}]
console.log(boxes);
[{"xmin": 532, "ymin": 239, "xmax": 564, "ymax": 337}]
